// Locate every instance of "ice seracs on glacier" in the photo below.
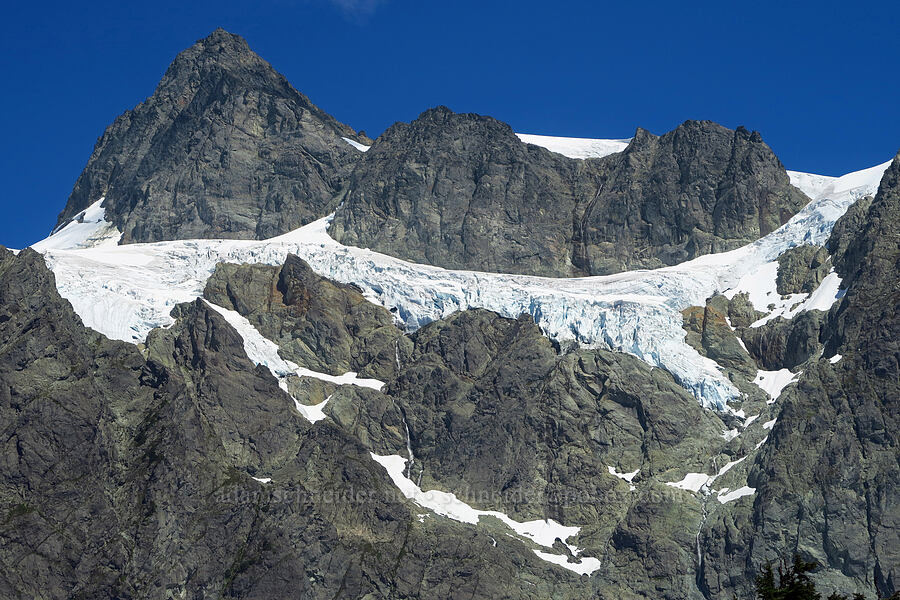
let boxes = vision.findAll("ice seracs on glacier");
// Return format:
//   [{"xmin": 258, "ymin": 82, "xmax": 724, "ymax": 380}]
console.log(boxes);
[{"xmin": 32, "ymin": 144, "xmax": 891, "ymax": 412}]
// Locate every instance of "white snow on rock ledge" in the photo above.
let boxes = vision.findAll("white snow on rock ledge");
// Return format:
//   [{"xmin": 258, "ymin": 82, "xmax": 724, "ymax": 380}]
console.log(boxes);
[
  {"xmin": 515, "ymin": 133, "xmax": 630, "ymax": 159},
  {"xmin": 371, "ymin": 453, "xmax": 602, "ymax": 576},
  {"xmin": 753, "ymin": 369, "xmax": 800, "ymax": 404},
  {"xmin": 342, "ymin": 137, "xmax": 371, "ymax": 152},
  {"xmin": 202, "ymin": 300, "xmax": 384, "ymax": 423},
  {"xmin": 33, "ymin": 159, "xmax": 890, "ymax": 411},
  {"xmin": 716, "ymin": 486, "xmax": 756, "ymax": 504}
]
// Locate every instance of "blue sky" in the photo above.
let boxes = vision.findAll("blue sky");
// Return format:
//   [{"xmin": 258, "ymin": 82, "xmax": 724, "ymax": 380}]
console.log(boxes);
[{"xmin": 1, "ymin": 0, "xmax": 898, "ymax": 249}]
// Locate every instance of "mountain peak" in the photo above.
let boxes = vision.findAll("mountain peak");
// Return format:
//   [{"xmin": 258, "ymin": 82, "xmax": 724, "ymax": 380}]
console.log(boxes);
[
  {"xmin": 154, "ymin": 28, "xmax": 276, "ymax": 99},
  {"xmin": 188, "ymin": 27, "xmax": 254, "ymax": 62},
  {"xmin": 55, "ymin": 29, "xmax": 365, "ymax": 242}
]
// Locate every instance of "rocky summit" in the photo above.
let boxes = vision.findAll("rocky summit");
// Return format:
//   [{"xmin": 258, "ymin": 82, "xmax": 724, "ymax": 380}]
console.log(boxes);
[
  {"xmin": 57, "ymin": 28, "xmax": 370, "ymax": 243},
  {"xmin": 329, "ymin": 107, "xmax": 808, "ymax": 276},
  {"xmin": 2, "ymin": 28, "xmax": 898, "ymax": 600}
]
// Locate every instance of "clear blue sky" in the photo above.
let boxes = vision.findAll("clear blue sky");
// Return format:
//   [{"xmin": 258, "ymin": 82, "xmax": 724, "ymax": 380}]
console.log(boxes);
[{"xmin": 2, "ymin": 0, "xmax": 898, "ymax": 249}]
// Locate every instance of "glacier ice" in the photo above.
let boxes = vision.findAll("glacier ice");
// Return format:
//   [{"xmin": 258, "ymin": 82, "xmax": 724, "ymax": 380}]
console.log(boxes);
[{"xmin": 32, "ymin": 152, "xmax": 890, "ymax": 412}]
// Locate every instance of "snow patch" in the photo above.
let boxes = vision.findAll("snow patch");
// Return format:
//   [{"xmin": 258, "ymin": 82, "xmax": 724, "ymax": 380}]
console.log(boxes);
[
  {"xmin": 667, "ymin": 455, "xmax": 749, "ymax": 494},
  {"xmin": 515, "ymin": 133, "xmax": 630, "ymax": 159},
  {"xmin": 342, "ymin": 137, "xmax": 371, "ymax": 152},
  {"xmin": 607, "ymin": 466, "xmax": 639, "ymax": 490},
  {"xmin": 763, "ymin": 418, "xmax": 777, "ymax": 430},
  {"xmin": 532, "ymin": 550, "xmax": 602, "ymax": 576},
  {"xmin": 607, "ymin": 466, "xmax": 639, "ymax": 482},
  {"xmin": 829, "ymin": 354, "xmax": 843, "ymax": 364},
  {"xmin": 667, "ymin": 473, "xmax": 712, "ymax": 492},
  {"xmin": 716, "ymin": 486, "xmax": 756, "ymax": 504},
  {"xmin": 31, "ymin": 198, "xmax": 121, "ymax": 252},
  {"xmin": 371, "ymin": 453, "xmax": 601, "ymax": 576},
  {"xmin": 753, "ymin": 369, "xmax": 800, "ymax": 403}
]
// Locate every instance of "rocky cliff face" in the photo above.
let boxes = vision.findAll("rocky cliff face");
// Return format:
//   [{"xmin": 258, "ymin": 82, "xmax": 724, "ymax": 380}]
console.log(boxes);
[
  {"xmin": 329, "ymin": 107, "xmax": 808, "ymax": 276},
  {"xmin": 0, "ymin": 248, "xmax": 599, "ymax": 599},
  {"xmin": 700, "ymin": 154, "xmax": 900, "ymax": 599},
  {"xmin": 577, "ymin": 122, "xmax": 809, "ymax": 274},
  {"xmin": 57, "ymin": 28, "xmax": 369, "ymax": 243},
  {"xmin": 328, "ymin": 106, "xmax": 610, "ymax": 276}
]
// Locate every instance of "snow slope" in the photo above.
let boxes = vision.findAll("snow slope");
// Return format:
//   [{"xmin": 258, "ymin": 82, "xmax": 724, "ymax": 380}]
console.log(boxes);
[
  {"xmin": 31, "ymin": 198, "xmax": 121, "ymax": 252},
  {"xmin": 515, "ymin": 133, "xmax": 630, "ymax": 159},
  {"xmin": 33, "ymin": 158, "xmax": 890, "ymax": 411}
]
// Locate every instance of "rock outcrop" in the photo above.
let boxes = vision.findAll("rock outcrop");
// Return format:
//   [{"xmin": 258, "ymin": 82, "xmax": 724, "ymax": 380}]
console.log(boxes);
[
  {"xmin": 0, "ymin": 248, "xmax": 594, "ymax": 599},
  {"xmin": 329, "ymin": 107, "xmax": 809, "ymax": 276},
  {"xmin": 56, "ymin": 29, "xmax": 369, "ymax": 243},
  {"xmin": 776, "ymin": 244, "xmax": 831, "ymax": 295},
  {"xmin": 700, "ymin": 154, "xmax": 900, "ymax": 599},
  {"xmin": 203, "ymin": 254, "xmax": 404, "ymax": 379}
]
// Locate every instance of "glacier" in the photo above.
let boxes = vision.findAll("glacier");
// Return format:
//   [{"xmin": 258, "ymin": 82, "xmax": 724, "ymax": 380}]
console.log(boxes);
[{"xmin": 32, "ymin": 136, "xmax": 890, "ymax": 412}]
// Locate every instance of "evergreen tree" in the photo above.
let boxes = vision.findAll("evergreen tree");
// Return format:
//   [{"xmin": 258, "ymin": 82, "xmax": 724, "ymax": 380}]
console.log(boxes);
[{"xmin": 755, "ymin": 554, "xmax": 820, "ymax": 600}]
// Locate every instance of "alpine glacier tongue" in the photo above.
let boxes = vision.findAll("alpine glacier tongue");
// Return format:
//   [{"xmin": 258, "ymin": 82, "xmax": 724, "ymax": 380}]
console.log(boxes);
[{"xmin": 33, "ymin": 159, "xmax": 890, "ymax": 410}]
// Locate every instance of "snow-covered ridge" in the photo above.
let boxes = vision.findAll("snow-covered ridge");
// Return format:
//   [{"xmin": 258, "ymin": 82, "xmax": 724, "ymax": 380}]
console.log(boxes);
[{"xmin": 33, "ymin": 159, "xmax": 890, "ymax": 411}]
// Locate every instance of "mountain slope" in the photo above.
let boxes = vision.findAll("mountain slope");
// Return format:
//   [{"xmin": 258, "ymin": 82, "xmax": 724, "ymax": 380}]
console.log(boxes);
[
  {"xmin": 328, "ymin": 107, "xmax": 809, "ymax": 276},
  {"xmin": 57, "ymin": 28, "xmax": 369, "ymax": 243},
  {"xmin": 0, "ymin": 248, "xmax": 597, "ymax": 599}
]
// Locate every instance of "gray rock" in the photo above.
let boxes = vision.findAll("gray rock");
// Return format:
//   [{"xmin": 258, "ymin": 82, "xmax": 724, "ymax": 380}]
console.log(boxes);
[
  {"xmin": 701, "ymin": 153, "xmax": 900, "ymax": 599},
  {"xmin": 682, "ymin": 301, "xmax": 759, "ymax": 378},
  {"xmin": 776, "ymin": 244, "xmax": 831, "ymax": 295},
  {"xmin": 330, "ymin": 108, "xmax": 809, "ymax": 276},
  {"xmin": 740, "ymin": 310, "xmax": 825, "ymax": 371},
  {"xmin": 577, "ymin": 121, "xmax": 809, "ymax": 275},
  {"xmin": 329, "ymin": 106, "xmax": 608, "ymax": 276},
  {"xmin": 203, "ymin": 254, "xmax": 405, "ymax": 379},
  {"xmin": 723, "ymin": 292, "xmax": 765, "ymax": 329},
  {"xmin": 56, "ymin": 29, "xmax": 369, "ymax": 243},
  {"xmin": 0, "ymin": 248, "xmax": 592, "ymax": 600}
]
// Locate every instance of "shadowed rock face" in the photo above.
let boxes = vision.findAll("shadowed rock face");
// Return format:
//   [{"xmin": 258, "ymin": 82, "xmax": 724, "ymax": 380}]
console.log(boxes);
[
  {"xmin": 329, "ymin": 107, "xmax": 809, "ymax": 276},
  {"xmin": 700, "ymin": 154, "xmax": 900, "ymax": 599},
  {"xmin": 577, "ymin": 121, "xmax": 809, "ymax": 274},
  {"xmin": 0, "ymin": 248, "xmax": 593, "ymax": 600},
  {"xmin": 203, "ymin": 254, "xmax": 404, "ymax": 380},
  {"xmin": 56, "ymin": 28, "xmax": 369, "ymax": 243},
  {"xmin": 328, "ymin": 106, "xmax": 610, "ymax": 276}
]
